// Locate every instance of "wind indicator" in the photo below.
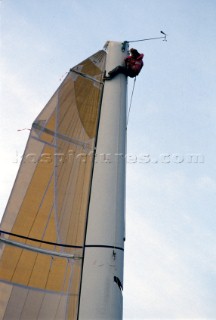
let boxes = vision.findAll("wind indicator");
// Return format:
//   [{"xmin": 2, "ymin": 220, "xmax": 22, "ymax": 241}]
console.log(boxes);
[
  {"xmin": 160, "ymin": 30, "xmax": 167, "ymax": 41},
  {"xmin": 122, "ymin": 31, "xmax": 168, "ymax": 51}
]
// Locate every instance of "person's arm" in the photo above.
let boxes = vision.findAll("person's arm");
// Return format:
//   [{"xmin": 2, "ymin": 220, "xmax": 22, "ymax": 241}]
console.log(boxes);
[{"xmin": 124, "ymin": 56, "xmax": 131, "ymax": 67}]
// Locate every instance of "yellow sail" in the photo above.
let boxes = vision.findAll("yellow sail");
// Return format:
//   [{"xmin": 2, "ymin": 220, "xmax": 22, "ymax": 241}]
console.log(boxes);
[{"xmin": 0, "ymin": 50, "xmax": 106, "ymax": 319}]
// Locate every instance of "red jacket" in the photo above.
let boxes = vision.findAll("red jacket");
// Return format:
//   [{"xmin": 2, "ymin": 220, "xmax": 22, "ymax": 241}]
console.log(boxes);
[{"xmin": 125, "ymin": 53, "xmax": 144, "ymax": 76}]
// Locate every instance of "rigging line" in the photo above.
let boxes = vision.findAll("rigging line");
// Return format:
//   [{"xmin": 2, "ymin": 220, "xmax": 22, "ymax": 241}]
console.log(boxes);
[
  {"xmin": 59, "ymin": 71, "xmax": 69, "ymax": 82},
  {"xmin": 0, "ymin": 230, "xmax": 124, "ymax": 251},
  {"xmin": 127, "ymin": 77, "xmax": 136, "ymax": 127},
  {"xmin": 0, "ymin": 230, "xmax": 82, "ymax": 248}
]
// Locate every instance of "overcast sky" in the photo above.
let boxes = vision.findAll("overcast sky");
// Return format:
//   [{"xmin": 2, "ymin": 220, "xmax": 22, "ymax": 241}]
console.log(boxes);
[{"xmin": 1, "ymin": 0, "xmax": 216, "ymax": 318}]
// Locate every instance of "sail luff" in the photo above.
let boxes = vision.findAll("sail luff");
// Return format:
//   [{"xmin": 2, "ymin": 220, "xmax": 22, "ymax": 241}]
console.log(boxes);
[{"xmin": 76, "ymin": 60, "xmax": 106, "ymax": 319}]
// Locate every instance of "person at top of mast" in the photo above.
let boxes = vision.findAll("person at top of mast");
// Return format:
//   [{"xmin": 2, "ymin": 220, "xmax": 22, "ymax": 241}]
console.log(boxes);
[{"xmin": 104, "ymin": 48, "xmax": 144, "ymax": 80}]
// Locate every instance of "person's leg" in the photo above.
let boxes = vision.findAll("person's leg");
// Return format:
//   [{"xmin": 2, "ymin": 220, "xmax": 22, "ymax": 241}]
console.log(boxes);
[
  {"xmin": 108, "ymin": 66, "xmax": 127, "ymax": 78},
  {"xmin": 104, "ymin": 66, "xmax": 128, "ymax": 80}
]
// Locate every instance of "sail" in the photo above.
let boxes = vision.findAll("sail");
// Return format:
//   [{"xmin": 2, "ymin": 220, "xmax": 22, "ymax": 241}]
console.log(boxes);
[{"xmin": 0, "ymin": 49, "xmax": 106, "ymax": 319}]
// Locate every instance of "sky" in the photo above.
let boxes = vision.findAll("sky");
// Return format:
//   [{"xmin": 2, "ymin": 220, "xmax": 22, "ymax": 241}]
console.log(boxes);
[{"xmin": 1, "ymin": 0, "xmax": 216, "ymax": 318}]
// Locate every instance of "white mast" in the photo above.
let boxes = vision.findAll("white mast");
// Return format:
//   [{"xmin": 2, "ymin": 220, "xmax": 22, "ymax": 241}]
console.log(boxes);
[{"xmin": 78, "ymin": 41, "xmax": 128, "ymax": 319}]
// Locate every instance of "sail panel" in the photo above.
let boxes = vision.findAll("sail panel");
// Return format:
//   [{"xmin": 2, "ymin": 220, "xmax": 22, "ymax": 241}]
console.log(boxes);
[
  {"xmin": 0, "ymin": 49, "xmax": 106, "ymax": 319},
  {"xmin": 0, "ymin": 242, "xmax": 79, "ymax": 292},
  {"xmin": 1, "ymin": 281, "xmax": 69, "ymax": 319}
]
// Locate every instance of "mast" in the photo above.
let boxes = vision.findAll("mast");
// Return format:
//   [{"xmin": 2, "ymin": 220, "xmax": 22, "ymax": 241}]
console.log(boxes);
[{"xmin": 78, "ymin": 41, "xmax": 128, "ymax": 319}]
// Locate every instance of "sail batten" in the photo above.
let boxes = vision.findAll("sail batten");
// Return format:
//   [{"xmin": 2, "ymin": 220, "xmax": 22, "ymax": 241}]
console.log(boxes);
[
  {"xmin": 0, "ymin": 237, "xmax": 79, "ymax": 259},
  {"xmin": 33, "ymin": 123, "xmax": 89, "ymax": 149}
]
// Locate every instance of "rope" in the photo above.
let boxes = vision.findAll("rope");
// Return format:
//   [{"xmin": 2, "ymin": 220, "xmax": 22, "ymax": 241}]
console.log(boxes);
[
  {"xmin": 127, "ymin": 77, "xmax": 136, "ymax": 127},
  {"xmin": 0, "ymin": 229, "xmax": 82, "ymax": 248},
  {"xmin": 17, "ymin": 128, "xmax": 30, "ymax": 131}
]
